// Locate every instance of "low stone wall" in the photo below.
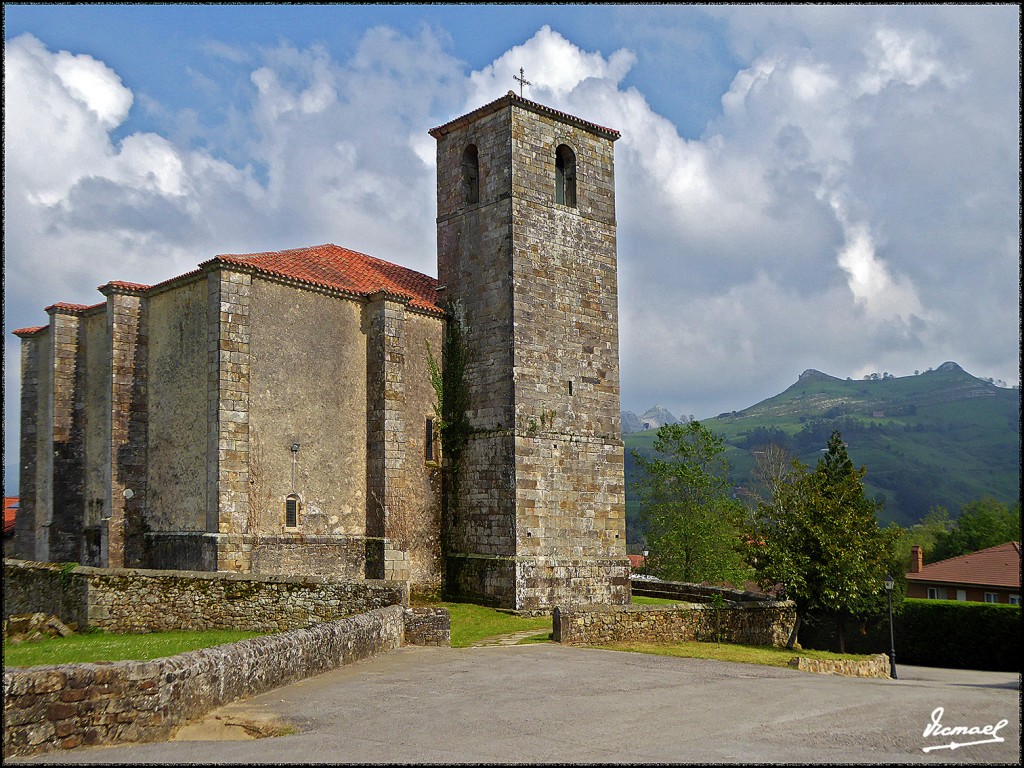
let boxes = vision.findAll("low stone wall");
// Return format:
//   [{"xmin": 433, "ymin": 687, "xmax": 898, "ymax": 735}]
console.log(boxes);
[
  {"xmin": 3, "ymin": 559, "xmax": 408, "ymax": 633},
  {"xmin": 789, "ymin": 654, "xmax": 891, "ymax": 678},
  {"xmin": 553, "ymin": 601, "xmax": 796, "ymax": 648},
  {"xmin": 403, "ymin": 607, "xmax": 451, "ymax": 646},
  {"xmin": 3, "ymin": 605, "xmax": 450, "ymax": 758},
  {"xmin": 631, "ymin": 577, "xmax": 776, "ymax": 604}
]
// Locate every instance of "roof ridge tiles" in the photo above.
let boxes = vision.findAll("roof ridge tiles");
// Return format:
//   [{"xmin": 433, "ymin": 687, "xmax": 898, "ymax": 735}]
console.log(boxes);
[
  {"xmin": 45, "ymin": 301, "xmax": 104, "ymax": 313},
  {"xmin": 208, "ymin": 243, "xmax": 442, "ymax": 313}
]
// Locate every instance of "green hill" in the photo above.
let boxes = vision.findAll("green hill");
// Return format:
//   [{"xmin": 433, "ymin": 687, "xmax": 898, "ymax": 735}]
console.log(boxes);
[{"xmin": 624, "ymin": 363, "xmax": 1020, "ymax": 542}]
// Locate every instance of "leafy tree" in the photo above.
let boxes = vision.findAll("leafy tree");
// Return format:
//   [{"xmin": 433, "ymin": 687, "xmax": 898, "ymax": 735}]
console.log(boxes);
[
  {"xmin": 893, "ymin": 507, "xmax": 953, "ymax": 569},
  {"xmin": 929, "ymin": 498, "xmax": 1020, "ymax": 561},
  {"xmin": 742, "ymin": 426, "xmax": 791, "ymax": 451},
  {"xmin": 748, "ymin": 431, "xmax": 900, "ymax": 651},
  {"xmin": 632, "ymin": 422, "xmax": 752, "ymax": 586}
]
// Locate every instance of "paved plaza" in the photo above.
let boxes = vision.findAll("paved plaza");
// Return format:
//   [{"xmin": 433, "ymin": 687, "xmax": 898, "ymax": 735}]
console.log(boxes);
[{"xmin": 9, "ymin": 643, "xmax": 1020, "ymax": 764}]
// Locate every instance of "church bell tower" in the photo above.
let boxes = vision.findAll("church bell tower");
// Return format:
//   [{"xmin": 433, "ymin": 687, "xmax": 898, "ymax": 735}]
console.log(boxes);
[{"xmin": 430, "ymin": 92, "xmax": 630, "ymax": 611}]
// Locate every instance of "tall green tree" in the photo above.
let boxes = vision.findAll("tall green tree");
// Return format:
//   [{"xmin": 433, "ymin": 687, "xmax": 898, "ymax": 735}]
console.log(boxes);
[
  {"xmin": 748, "ymin": 430, "xmax": 900, "ymax": 651},
  {"xmin": 929, "ymin": 497, "xmax": 1020, "ymax": 562},
  {"xmin": 632, "ymin": 422, "xmax": 751, "ymax": 585},
  {"xmin": 893, "ymin": 507, "xmax": 953, "ymax": 571}
]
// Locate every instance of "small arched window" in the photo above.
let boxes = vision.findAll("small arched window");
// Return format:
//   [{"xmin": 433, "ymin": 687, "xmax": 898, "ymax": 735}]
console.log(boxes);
[
  {"xmin": 555, "ymin": 144, "xmax": 576, "ymax": 207},
  {"xmin": 425, "ymin": 416, "xmax": 436, "ymax": 462},
  {"xmin": 461, "ymin": 144, "xmax": 479, "ymax": 205},
  {"xmin": 285, "ymin": 494, "xmax": 301, "ymax": 528}
]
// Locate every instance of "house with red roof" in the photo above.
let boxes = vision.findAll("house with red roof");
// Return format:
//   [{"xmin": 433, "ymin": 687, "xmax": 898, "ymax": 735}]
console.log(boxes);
[
  {"xmin": 3, "ymin": 497, "xmax": 17, "ymax": 556},
  {"xmin": 10, "ymin": 93, "xmax": 632, "ymax": 611},
  {"xmin": 905, "ymin": 542, "xmax": 1021, "ymax": 605}
]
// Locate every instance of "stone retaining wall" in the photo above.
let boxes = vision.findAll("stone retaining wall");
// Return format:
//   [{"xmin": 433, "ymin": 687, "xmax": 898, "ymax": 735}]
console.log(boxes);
[
  {"xmin": 789, "ymin": 654, "xmax": 891, "ymax": 678},
  {"xmin": 3, "ymin": 605, "xmax": 450, "ymax": 758},
  {"xmin": 553, "ymin": 601, "xmax": 796, "ymax": 648},
  {"xmin": 3, "ymin": 559, "xmax": 408, "ymax": 633}
]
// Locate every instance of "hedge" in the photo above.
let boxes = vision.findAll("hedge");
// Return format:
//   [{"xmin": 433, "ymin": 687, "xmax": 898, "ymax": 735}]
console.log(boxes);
[{"xmin": 798, "ymin": 599, "xmax": 1020, "ymax": 672}]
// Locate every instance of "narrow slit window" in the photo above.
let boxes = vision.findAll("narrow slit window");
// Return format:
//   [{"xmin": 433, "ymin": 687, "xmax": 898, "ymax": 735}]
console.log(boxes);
[
  {"xmin": 285, "ymin": 494, "xmax": 300, "ymax": 528},
  {"xmin": 555, "ymin": 144, "xmax": 576, "ymax": 207},
  {"xmin": 425, "ymin": 417, "xmax": 435, "ymax": 462},
  {"xmin": 462, "ymin": 144, "xmax": 479, "ymax": 205}
]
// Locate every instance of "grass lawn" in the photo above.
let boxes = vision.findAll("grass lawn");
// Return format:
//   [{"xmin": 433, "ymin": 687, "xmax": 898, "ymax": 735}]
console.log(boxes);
[
  {"xmin": 3, "ymin": 629, "xmax": 265, "ymax": 668},
  {"xmin": 631, "ymin": 595, "xmax": 685, "ymax": 605},
  {"xmin": 3, "ymin": 602, "xmax": 870, "ymax": 671},
  {"xmin": 597, "ymin": 639, "xmax": 873, "ymax": 667},
  {"xmin": 435, "ymin": 602, "xmax": 552, "ymax": 648}
]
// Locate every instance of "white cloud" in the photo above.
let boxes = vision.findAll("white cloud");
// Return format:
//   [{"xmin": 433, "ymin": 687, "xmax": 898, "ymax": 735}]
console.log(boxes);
[
  {"xmin": 3, "ymin": 11, "xmax": 1019, "ymax": 491},
  {"xmin": 51, "ymin": 46, "xmax": 133, "ymax": 127},
  {"xmin": 466, "ymin": 25, "xmax": 635, "ymax": 105},
  {"xmin": 857, "ymin": 27, "xmax": 957, "ymax": 96}
]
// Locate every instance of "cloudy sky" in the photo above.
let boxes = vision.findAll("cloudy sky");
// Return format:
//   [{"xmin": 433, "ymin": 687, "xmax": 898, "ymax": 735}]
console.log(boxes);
[{"xmin": 3, "ymin": 5, "xmax": 1020, "ymax": 491}]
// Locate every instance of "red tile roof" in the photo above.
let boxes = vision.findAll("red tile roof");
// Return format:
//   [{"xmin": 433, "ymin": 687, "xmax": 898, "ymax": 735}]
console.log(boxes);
[
  {"xmin": 906, "ymin": 542, "xmax": 1021, "ymax": 590},
  {"xmin": 627, "ymin": 554, "xmax": 647, "ymax": 569},
  {"xmin": 45, "ymin": 302, "xmax": 102, "ymax": 313},
  {"xmin": 101, "ymin": 281, "xmax": 151, "ymax": 292},
  {"xmin": 3, "ymin": 497, "xmax": 17, "ymax": 536},
  {"xmin": 13, "ymin": 326, "xmax": 47, "ymax": 337},
  {"xmin": 206, "ymin": 244, "xmax": 442, "ymax": 314}
]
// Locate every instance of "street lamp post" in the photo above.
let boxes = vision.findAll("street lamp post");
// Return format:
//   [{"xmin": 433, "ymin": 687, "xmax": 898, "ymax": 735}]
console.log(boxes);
[
  {"xmin": 884, "ymin": 574, "xmax": 897, "ymax": 679},
  {"xmin": 643, "ymin": 549, "xmax": 649, "ymax": 577}
]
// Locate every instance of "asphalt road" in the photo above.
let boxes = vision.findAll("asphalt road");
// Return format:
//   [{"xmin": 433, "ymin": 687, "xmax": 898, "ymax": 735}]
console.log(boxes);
[{"xmin": 10, "ymin": 644, "xmax": 1021, "ymax": 764}]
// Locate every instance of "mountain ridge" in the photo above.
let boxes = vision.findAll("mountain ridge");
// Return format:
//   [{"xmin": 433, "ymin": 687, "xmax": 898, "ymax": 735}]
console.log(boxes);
[{"xmin": 623, "ymin": 362, "xmax": 1019, "ymax": 534}]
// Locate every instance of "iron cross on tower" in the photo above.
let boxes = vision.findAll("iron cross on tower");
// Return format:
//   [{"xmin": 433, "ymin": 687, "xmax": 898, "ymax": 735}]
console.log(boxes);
[{"xmin": 514, "ymin": 67, "xmax": 531, "ymax": 97}]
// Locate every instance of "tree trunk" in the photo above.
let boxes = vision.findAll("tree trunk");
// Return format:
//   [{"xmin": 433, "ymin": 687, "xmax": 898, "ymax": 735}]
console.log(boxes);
[
  {"xmin": 786, "ymin": 613, "xmax": 802, "ymax": 650},
  {"xmin": 837, "ymin": 614, "xmax": 846, "ymax": 654}
]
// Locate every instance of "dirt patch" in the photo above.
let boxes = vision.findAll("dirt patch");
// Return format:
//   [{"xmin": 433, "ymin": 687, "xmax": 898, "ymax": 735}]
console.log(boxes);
[{"xmin": 174, "ymin": 711, "xmax": 294, "ymax": 741}]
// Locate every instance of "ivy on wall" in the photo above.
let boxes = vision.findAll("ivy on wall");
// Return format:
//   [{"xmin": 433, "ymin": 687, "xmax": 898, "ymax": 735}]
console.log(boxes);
[{"xmin": 426, "ymin": 300, "xmax": 472, "ymax": 563}]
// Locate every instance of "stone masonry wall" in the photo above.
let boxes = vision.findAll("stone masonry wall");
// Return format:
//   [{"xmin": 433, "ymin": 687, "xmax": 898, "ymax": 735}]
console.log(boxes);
[
  {"xmin": 434, "ymin": 104, "xmax": 518, "ymax": 586},
  {"xmin": 14, "ymin": 329, "xmax": 43, "ymax": 561},
  {"xmin": 366, "ymin": 293, "xmax": 407, "ymax": 574},
  {"xmin": 552, "ymin": 602, "xmax": 797, "ymax": 648},
  {"xmin": 47, "ymin": 308, "xmax": 86, "ymax": 564},
  {"xmin": 3, "ymin": 560, "xmax": 408, "ymax": 634},
  {"xmin": 207, "ymin": 268, "xmax": 252, "ymax": 571},
  {"xmin": 507, "ymin": 101, "xmax": 628, "ymax": 610},
  {"xmin": 80, "ymin": 309, "xmax": 107, "ymax": 568},
  {"xmin": 3, "ymin": 605, "xmax": 449, "ymax": 758},
  {"xmin": 402, "ymin": 606, "xmax": 451, "ymax": 646},
  {"xmin": 33, "ymin": 329, "xmax": 53, "ymax": 561},
  {"xmin": 106, "ymin": 288, "xmax": 149, "ymax": 568},
  {"xmin": 433, "ymin": 94, "xmax": 630, "ymax": 610},
  {"xmin": 789, "ymin": 654, "xmax": 891, "ymax": 678},
  {"xmin": 146, "ymin": 278, "xmax": 208, "ymax": 537}
]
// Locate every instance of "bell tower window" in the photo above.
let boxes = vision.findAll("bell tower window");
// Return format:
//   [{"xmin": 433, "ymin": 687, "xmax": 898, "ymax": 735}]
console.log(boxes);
[
  {"xmin": 462, "ymin": 144, "xmax": 479, "ymax": 205},
  {"xmin": 555, "ymin": 144, "xmax": 576, "ymax": 207},
  {"xmin": 285, "ymin": 494, "xmax": 300, "ymax": 529}
]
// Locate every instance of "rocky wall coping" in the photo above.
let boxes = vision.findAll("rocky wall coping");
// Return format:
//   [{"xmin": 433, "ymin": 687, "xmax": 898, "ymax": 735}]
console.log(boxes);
[
  {"xmin": 631, "ymin": 578, "xmax": 782, "ymax": 604},
  {"xmin": 4, "ymin": 559, "xmax": 396, "ymax": 587},
  {"xmin": 557, "ymin": 600, "xmax": 796, "ymax": 614}
]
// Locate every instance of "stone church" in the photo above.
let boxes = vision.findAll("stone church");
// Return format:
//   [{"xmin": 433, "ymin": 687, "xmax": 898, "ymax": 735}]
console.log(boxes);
[{"xmin": 13, "ymin": 93, "xmax": 631, "ymax": 611}]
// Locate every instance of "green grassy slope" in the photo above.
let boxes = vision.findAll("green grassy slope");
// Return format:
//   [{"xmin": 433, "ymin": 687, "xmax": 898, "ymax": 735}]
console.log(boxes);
[{"xmin": 625, "ymin": 363, "xmax": 1019, "ymax": 536}]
